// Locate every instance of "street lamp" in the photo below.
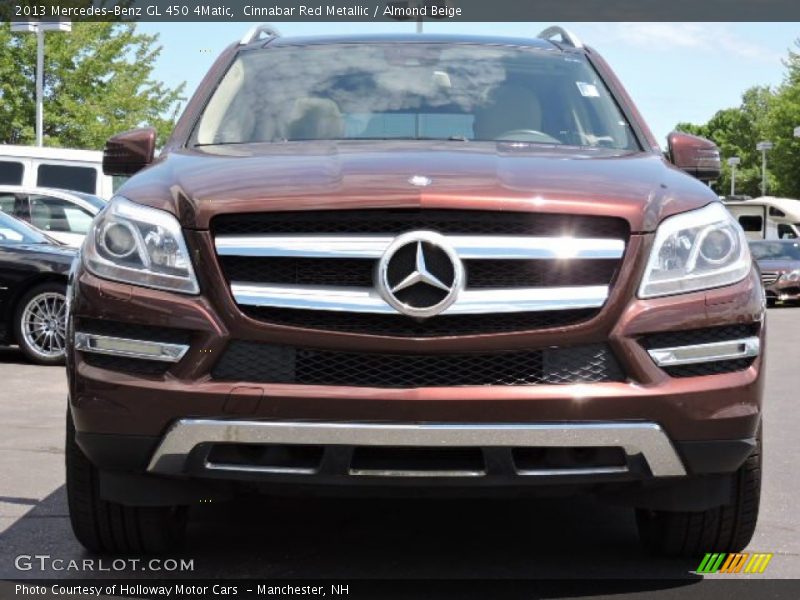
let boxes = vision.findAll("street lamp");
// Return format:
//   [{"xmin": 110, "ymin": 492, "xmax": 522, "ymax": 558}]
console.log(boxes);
[
  {"xmin": 727, "ymin": 156, "xmax": 741, "ymax": 197},
  {"xmin": 756, "ymin": 140, "xmax": 773, "ymax": 197},
  {"xmin": 10, "ymin": 21, "xmax": 72, "ymax": 147}
]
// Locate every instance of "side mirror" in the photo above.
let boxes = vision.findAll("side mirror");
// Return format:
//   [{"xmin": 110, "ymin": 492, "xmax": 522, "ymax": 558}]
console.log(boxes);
[
  {"xmin": 102, "ymin": 127, "xmax": 157, "ymax": 177},
  {"xmin": 667, "ymin": 131, "xmax": 721, "ymax": 182}
]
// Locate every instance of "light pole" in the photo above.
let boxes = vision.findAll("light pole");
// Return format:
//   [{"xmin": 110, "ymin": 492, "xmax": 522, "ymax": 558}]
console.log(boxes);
[
  {"xmin": 727, "ymin": 156, "xmax": 740, "ymax": 197},
  {"xmin": 756, "ymin": 141, "xmax": 773, "ymax": 197},
  {"xmin": 10, "ymin": 21, "xmax": 72, "ymax": 147}
]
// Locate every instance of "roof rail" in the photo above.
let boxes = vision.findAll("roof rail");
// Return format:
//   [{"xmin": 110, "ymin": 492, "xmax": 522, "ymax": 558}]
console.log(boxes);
[
  {"xmin": 240, "ymin": 23, "xmax": 281, "ymax": 45},
  {"xmin": 537, "ymin": 26, "xmax": 584, "ymax": 49}
]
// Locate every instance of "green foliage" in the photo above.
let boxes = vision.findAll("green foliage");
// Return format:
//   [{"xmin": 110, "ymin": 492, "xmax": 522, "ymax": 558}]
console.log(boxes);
[
  {"xmin": 0, "ymin": 22, "xmax": 185, "ymax": 149},
  {"xmin": 675, "ymin": 40, "xmax": 800, "ymax": 199}
]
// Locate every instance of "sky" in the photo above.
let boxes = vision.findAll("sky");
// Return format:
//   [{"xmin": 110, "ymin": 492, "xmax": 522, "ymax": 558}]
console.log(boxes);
[{"xmin": 137, "ymin": 21, "xmax": 799, "ymax": 146}]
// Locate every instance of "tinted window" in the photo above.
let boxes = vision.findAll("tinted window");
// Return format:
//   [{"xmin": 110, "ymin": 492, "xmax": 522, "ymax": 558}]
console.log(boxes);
[
  {"xmin": 738, "ymin": 215, "xmax": 763, "ymax": 232},
  {"xmin": 750, "ymin": 241, "xmax": 800, "ymax": 260},
  {"xmin": 778, "ymin": 224, "xmax": 797, "ymax": 239},
  {"xmin": 37, "ymin": 164, "xmax": 97, "ymax": 194},
  {"xmin": 0, "ymin": 193, "xmax": 17, "ymax": 214},
  {"xmin": 0, "ymin": 161, "xmax": 24, "ymax": 185},
  {"xmin": 29, "ymin": 195, "xmax": 94, "ymax": 234},
  {"xmin": 769, "ymin": 207, "xmax": 786, "ymax": 217},
  {"xmin": 195, "ymin": 44, "xmax": 638, "ymax": 150},
  {"xmin": 0, "ymin": 211, "xmax": 48, "ymax": 244}
]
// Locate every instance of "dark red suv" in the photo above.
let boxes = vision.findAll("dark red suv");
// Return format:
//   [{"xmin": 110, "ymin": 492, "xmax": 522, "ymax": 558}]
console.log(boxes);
[{"xmin": 65, "ymin": 26, "xmax": 765, "ymax": 556}]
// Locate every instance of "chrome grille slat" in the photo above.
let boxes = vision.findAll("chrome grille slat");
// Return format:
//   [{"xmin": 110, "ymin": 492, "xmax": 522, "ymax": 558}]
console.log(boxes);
[
  {"xmin": 229, "ymin": 283, "xmax": 610, "ymax": 314},
  {"xmin": 761, "ymin": 271, "xmax": 779, "ymax": 286},
  {"xmin": 215, "ymin": 234, "xmax": 625, "ymax": 260}
]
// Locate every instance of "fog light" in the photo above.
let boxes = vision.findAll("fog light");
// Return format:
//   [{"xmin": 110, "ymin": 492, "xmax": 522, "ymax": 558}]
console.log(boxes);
[{"xmin": 74, "ymin": 332, "xmax": 188, "ymax": 362}]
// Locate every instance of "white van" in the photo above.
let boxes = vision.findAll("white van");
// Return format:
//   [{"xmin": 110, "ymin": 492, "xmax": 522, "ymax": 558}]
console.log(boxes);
[
  {"xmin": 0, "ymin": 145, "xmax": 115, "ymax": 199},
  {"xmin": 723, "ymin": 197, "xmax": 800, "ymax": 240}
]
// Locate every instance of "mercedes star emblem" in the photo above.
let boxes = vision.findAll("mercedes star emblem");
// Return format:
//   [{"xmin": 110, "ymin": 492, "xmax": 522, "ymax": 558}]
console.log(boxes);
[{"xmin": 376, "ymin": 231, "xmax": 465, "ymax": 318}]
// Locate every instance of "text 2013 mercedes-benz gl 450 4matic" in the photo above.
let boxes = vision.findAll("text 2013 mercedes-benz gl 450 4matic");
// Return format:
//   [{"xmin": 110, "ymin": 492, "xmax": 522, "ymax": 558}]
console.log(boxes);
[{"xmin": 66, "ymin": 26, "xmax": 765, "ymax": 555}]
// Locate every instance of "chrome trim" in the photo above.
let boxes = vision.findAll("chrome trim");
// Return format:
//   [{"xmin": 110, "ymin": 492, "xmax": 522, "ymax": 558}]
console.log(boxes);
[
  {"xmin": 348, "ymin": 468, "xmax": 486, "ymax": 478},
  {"xmin": 240, "ymin": 23, "xmax": 281, "ymax": 45},
  {"xmin": 648, "ymin": 337, "xmax": 760, "ymax": 367},
  {"xmin": 516, "ymin": 466, "xmax": 628, "ymax": 477},
  {"xmin": 538, "ymin": 26, "xmax": 584, "ymax": 49},
  {"xmin": 215, "ymin": 234, "xmax": 625, "ymax": 260},
  {"xmin": 74, "ymin": 332, "xmax": 189, "ymax": 363},
  {"xmin": 147, "ymin": 420, "xmax": 686, "ymax": 478},
  {"xmin": 230, "ymin": 283, "xmax": 609, "ymax": 314},
  {"xmin": 205, "ymin": 461, "xmax": 316, "ymax": 476}
]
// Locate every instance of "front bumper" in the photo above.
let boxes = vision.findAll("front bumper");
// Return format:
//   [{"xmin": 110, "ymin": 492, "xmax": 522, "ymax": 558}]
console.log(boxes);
[{"xmin": 67, "ymin": 244, "xmax": 766, "ymax": 492}]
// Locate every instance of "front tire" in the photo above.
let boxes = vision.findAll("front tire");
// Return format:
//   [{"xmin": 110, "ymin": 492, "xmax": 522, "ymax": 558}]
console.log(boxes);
[
  {"xmin": 66, "ymin": 410, "xmax": 187, "ymax": 554},
  {"xmin": 14, "ymin": 282, "xmax": 67, "ymax": 365},
  {"xmin": 635, "ymin": 431, "xmax": 761, "ymax": 557}
]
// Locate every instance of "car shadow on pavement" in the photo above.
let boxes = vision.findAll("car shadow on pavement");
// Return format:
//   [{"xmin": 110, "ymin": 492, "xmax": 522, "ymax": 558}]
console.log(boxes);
[{"xmin": 1, "ymin": 485, "xmax": 702, "ymax": 590}]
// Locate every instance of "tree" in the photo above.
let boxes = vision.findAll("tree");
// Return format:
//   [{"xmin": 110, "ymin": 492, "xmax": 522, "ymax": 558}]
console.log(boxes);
[
  {"xmin": 674, "ymin": 39, "xmax": 800, "ymax": 199},
  {"xmin": 764, "ymin": 40, "xmax": 800, "ymax": 199},
  {"xmin": 675, "ymin": 87, "xmax": 774, "ymax": 197},
  {"xmin": 0, "ymin": 22, "xmax": 185, "ymax": 149}
]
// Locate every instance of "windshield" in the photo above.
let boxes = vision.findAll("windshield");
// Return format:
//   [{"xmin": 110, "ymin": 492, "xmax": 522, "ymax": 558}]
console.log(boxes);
[
  {"xmin": 194, "ymin": 43, "xmax": 638, "ymax": 150},
  {"xmin": 0, "ymin": 211, "xmax": 49, "ymax": 244},
  {"xmin": 750, "ymin": 241, "xmax": 800, "ymax": 261}
]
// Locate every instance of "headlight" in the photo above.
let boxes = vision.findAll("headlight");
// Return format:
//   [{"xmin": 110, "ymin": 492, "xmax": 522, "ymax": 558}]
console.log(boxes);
[
  {"xmin": 782, "ymin": 269, "xmax": 800, "ymax": 282},
  {"xmin": 83, "ymin": 196, "xmax": 199, "ymax": 294},
  {"xmin": 639, "ymin": 203, "xmax": 750, "ymax": 298}
]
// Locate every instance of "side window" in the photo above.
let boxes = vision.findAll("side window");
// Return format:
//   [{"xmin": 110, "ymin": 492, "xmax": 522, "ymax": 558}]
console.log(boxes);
[
  {"xmin": 28, "ymin": 195, "xmax": 94, "ymax": 234},
  {"xmin": 738, "ymin": 215, "xmax": 763, "ymax": 233},
  {"xmin": 769, "ymin": 207, "xmax": 786, "ymax": 217},
  {"xmin": 36, "ymin": 164, "xmax": 97, "ymax": 194},
  {"xmin": 0, "ymin": 161, "xmax": 24, "ymax": 185},
  {"xmin": 0, "ymin": 193, "xmax": 17, "ymax": 214},
  {"xmin": 778, "ymin": 224, "xmax": 797, "ymax": 239}
]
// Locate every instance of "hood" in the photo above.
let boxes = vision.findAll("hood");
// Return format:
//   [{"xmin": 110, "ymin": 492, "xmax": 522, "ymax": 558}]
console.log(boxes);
[
  {"xmin": 15, "ymin": 242, "xmax": 76, "ymax": 258},
  {"xmin": 117, "ymin": 141, "xmax": 720, "ymax": 232},
  {"xmin": 756, "ymin": 259, "xmax": 800, "ymax": 273}
]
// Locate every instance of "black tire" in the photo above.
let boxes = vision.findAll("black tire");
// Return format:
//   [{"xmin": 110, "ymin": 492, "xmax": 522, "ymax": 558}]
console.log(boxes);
[
  {"xmin": 13, "ymin": 281, "xmax": 67, "ymax": 366},
  {"xmin": 66, "ymin": 410, "xmax": 187, "ymax": 554},
  {"xmin": 636, "ymin": 430, "xmax": 761, "ymax": 557}
]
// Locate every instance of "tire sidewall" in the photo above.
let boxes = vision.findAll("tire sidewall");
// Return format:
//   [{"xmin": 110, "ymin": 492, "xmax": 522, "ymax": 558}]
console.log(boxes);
[{"xmin": 13, "ymin": 281, "xmax": 67, "ymax": 366}]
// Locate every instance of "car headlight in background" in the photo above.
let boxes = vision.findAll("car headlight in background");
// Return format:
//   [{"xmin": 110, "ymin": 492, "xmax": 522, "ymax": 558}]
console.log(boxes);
[
  {"xmin": 782, "ymin": 269, "xmax": 800, "ymax": 282},
  {"xmin": 83, "ymin": 196, "xmax": 199, "ymax": 294},
  {"xmin": 639, "ymin": 202, "xmax": 750, "ymax": 298}
]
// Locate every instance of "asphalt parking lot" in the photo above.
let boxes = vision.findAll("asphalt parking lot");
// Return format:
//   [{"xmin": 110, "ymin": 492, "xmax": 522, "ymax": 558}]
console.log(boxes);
[{"xmin": 0, "ymin": 308, "xmax": 798, "ymax": 588}]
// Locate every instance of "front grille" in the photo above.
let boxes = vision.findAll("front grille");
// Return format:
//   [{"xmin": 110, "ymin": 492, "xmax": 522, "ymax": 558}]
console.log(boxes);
[
  {"xmin": 211, "ymin": 341, "xmax": 625, "ymax": 387},
  {"xmin": 219, "ymin": 256, "xmax": 620, "ymax": 289},
  {"xmin": 241, "ymin": 306, "xmax": 599, "ymax": 336},
  {"xmin": 761, "ymin": 271, "xmax": 779, "ymax": 286},
  {"xmin": 212, "ymin": 209, "xmax": 629, "ymax": 238},
  {"xmin": 640, "ymin": 323, "xmax": 760, "ymax": 350},
  {"xmin": 213, "ymin": 209, "xmax": 627, "ymax": 337}
]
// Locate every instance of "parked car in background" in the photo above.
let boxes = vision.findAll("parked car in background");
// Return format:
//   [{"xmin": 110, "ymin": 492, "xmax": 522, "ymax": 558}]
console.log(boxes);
[
  {"xmin": 0, "ymin": 211, "xmax": 74, "ymax": 364},
  {"xmin": 723, "ymin": 196, "xmax": 800, "ymax": 240},
  {"xmin": 750, "ymin": 239, "xmax": 800, "ymax": 306},
  {"xmin": 0, "ymin": 186, "xmax": 105, "ymax": 247},
  {"xmin": 0, "ymin": 144, "xmax": 116, "ymax": 199}
]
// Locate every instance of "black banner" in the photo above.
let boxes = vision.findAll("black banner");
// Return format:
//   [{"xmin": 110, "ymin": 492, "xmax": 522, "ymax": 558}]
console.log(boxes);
[
  {"xmin": 4, "ymin": 579, "xmax": 800, "ymax": 600},
  {"xmin": 2, "ymin": 0, "xmax": 800, "ymax": 23}
]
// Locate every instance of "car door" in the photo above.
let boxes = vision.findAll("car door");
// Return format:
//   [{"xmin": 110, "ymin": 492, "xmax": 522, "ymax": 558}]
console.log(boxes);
[
  {"xmin": 0, "ymin": 217, "xmax": 32, "ymax": 341},
  {"xmin": 26, "ymin": 194, "xmax": 95, "ymax": 247}
]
